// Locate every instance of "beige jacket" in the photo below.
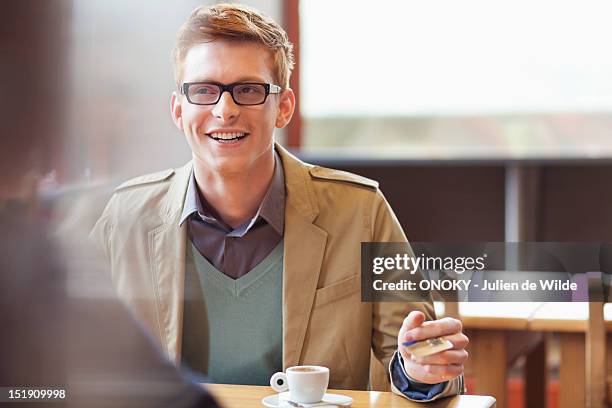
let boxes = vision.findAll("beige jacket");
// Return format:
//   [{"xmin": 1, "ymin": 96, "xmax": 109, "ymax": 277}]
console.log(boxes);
[{"xmin": 91, "ymin": 144, "xmax": 462, "ymax": 400}]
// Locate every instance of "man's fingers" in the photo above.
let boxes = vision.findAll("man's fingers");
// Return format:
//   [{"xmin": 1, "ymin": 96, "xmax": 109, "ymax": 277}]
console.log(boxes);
[
  {"xmin": 400, "ymin": 311, "xmax": 426, "ymax": 333},
  {"xmin": 411, "ymin": 349, "xmax": 469, "ymax": 365},
  {"xmin": 400, "ymin": 317, "xmax": 469, "ymax": 383},
  {"xmin": 445, "ymin": 332, "xmax": 469, "ymax": 350},
  {"xmin": 403, "ymin": 317, "xmax": 462, "ymax": 341}
]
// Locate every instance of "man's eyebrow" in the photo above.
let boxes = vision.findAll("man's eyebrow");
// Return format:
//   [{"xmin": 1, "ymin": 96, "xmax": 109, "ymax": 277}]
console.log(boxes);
[{"xmin": 187, "ymin": 77, "xmax": 269, "ymax": 83}]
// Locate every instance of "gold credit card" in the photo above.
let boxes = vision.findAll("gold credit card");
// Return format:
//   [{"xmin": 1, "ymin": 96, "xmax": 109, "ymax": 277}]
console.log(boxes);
[{"xmin": 402, "ymin": 337, "xmax": 453, "ymax": 357}]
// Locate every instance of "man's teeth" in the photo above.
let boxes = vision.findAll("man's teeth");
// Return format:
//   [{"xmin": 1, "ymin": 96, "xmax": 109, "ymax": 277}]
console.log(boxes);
[{"xmin": 210, "ymin": 132, "xmax": 246, "ymax": 140}]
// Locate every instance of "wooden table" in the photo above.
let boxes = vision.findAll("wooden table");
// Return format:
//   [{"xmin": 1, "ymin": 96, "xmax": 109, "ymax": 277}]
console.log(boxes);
[{"xmin": 205, "ymin": 384, "xmax": 496, "ymax": 408}]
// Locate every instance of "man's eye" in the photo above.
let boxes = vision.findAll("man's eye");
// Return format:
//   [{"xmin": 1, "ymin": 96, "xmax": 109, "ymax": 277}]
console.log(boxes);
[
  {"xmin": 194, "ymin": 86, "xmax": 217, "ymax": 95},
  {"xmin": 238, "ymin": 85, "xmax": 262, "ymax": 94}
]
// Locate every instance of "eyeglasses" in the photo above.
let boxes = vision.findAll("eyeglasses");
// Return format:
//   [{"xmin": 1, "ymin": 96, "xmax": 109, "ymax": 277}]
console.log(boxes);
[{"xmin": 181, "ymin": 82, "xmax": 282, "ymax": 106}]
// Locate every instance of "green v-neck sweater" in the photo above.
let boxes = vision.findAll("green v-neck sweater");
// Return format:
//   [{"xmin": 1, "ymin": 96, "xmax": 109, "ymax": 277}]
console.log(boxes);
[{"xmin": 181, "ymin": 240, "xmax": 283, "ymax": 385}]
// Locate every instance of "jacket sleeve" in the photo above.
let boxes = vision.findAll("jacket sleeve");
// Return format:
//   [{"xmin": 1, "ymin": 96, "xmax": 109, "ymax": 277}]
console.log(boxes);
[{"xmin": 369, "ymin": 189, "xmax": 464, "ymax": 401}]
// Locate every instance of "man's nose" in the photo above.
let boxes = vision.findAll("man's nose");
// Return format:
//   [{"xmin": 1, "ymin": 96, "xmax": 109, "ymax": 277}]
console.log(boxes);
[{"xmin": 211, "ymin": 91, "xmax": 240, "ymax": 121}]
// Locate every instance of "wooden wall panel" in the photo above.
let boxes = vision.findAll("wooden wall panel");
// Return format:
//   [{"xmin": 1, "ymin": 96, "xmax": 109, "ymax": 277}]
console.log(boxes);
[
  {"xmin": 540, "ymin": 166, "xmax": 612, "ymax": 241},
  {"xmin": 306, "ymin": 162, "xmax": 506, "ymax": 242}
]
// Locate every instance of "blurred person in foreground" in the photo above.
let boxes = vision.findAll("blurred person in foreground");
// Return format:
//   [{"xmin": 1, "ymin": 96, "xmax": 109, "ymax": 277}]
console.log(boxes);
[
  {"xmin": 0, "ymin": 3, "xmax": 220, "ymax": 407},
  {"xmin": 0, "ymin": 193, "xmax": 220, "ymax": 408},
  {"xmin": 91, "ymin": 3, "xmax": 467, "ymax": 401}
]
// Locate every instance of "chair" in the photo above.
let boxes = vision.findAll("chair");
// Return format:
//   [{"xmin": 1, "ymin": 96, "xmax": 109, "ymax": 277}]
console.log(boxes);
[{"xmin": 586, "ymin": 274, "xmax": 609, "ymax": 408}]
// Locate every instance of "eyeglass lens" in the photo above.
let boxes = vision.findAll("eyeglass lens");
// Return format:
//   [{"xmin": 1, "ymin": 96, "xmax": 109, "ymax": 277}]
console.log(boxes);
[{"xmin": 187, "ymin": 83, "xmax": 267, "ymax": 105}]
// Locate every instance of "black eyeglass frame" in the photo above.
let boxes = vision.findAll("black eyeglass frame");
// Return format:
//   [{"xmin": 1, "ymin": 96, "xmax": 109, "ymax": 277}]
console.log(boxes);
[{"xmin": 181, "ymin": 81, "xmax": 282, "ymax": 106}]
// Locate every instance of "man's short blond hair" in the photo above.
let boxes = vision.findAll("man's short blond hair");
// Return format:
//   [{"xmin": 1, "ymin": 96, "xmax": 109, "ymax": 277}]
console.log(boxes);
[{"xmin": 172, "ymin": 3, "xmax": 294, "ymax": 90}]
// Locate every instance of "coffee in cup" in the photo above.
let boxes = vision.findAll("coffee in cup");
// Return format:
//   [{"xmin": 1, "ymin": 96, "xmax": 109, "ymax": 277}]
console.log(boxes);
[
  {"xmin": 290, "ymin": 367, "xmax": 317, "ymax": 373},
  {"xmin": 270, "ymin": 365, "xmax": 330, "ymax": 403}
]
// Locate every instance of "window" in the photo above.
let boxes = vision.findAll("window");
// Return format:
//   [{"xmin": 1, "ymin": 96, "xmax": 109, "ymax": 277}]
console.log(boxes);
[{"xmin": 300, "ymin": 0, "xmax": 612, "ymax": 158}]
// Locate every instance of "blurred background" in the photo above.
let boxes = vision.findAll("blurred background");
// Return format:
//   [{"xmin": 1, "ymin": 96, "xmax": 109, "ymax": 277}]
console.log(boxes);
[
  {"xmin": 4, "ymin": 1, "xmax": 612, "ymax": 407},
  {"xmin": 59, "ymin": 0, "xmax": 612, "ymax": 181}
]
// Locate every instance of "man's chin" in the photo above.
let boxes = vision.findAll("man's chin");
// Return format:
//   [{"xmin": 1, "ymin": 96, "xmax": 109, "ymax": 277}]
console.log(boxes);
[{"xmin": 197, "ymin": 155, "xmax": 250, "ymax": 175}]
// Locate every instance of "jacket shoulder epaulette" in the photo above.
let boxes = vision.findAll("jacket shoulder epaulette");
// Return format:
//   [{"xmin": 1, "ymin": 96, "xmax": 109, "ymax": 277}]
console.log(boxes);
[
  {"xmin": 115, "ymin": 168, "xmax": 175, "ymax": 192},
  {"xmin": 308, "ymin": 166, "xmax": 379, "ymax": 190}
]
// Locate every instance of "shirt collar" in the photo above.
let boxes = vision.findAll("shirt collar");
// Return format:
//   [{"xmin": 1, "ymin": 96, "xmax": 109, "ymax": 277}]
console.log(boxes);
[
  {"xmin": 179, "ymin": 150, "xmax": 285, "ymax": 235},
  {"xmin": 258, "ymin": 150, "xmax": 285, "ymax": 235}
]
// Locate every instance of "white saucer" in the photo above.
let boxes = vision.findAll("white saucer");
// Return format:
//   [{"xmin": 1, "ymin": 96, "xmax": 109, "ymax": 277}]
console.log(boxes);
[{"xmin": 261, "ymin": 391, "xmax": 353, "ymax": 407}]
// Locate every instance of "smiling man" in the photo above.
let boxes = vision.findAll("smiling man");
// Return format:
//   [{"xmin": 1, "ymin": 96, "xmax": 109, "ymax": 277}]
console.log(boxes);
[{"xmin": 91, "ymin": 3, "xmax": 467, "ymax": 402}]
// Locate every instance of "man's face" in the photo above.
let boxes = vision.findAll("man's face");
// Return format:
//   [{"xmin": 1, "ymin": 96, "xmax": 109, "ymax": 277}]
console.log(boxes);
[{"xmin": 171, "ymin": 41, "xmax": 294, "ymax": 175}]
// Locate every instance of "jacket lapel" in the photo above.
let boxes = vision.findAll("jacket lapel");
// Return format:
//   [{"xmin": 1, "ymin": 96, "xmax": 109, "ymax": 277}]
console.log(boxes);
[
  {"xmin": 278, "ymin": 145, "xmax": 328, "ymax": 368},
  {"xmin": 148, "ymin": 162, "xmax": 192, "ymax": 364}
]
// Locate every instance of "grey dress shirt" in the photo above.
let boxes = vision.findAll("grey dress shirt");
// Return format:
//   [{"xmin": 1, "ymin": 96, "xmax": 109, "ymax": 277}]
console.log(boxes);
[{"xmin": 179, "ymin": 152, "xmax": 285, "ymax": 279}]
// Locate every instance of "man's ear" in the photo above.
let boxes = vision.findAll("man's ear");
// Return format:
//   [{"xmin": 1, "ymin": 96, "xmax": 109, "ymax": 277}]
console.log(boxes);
[
  {"xmin": 275, "ymin": 88, "xmax": 295, "ymax": 129},
  {"xmin": 171, "ymin": 91, "xmax": 184, "ymax": 131}
]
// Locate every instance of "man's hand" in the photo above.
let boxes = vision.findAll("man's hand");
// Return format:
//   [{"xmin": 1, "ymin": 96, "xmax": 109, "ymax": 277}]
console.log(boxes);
[{"xmin": 397, "ymin": 311, "xmax": 469, "ymax": 384}]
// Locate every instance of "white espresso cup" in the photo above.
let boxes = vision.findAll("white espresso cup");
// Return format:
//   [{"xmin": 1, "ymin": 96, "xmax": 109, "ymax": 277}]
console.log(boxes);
[{"xmin": 270, "ymin": 365, "xmax": 330, "ymax": 403}]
